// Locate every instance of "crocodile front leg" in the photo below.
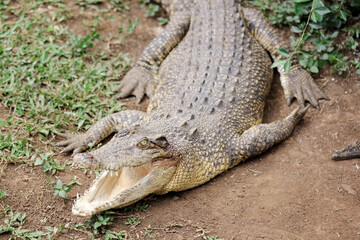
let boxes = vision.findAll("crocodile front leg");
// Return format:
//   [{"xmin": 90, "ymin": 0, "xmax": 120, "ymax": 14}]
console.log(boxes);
[
  {"xmin": 230, "ymin": 106, "xmax": 308, "ymax": 164},
  {"xmin": 115, "ymin": 10, "xmax": 191, "ymax": 103},
  {"xmin": 54, "ymin": 110, "xmax": 147, "ymax": 153},
  {"xmin": 241, "ymin": 7, "xmax": 328, "ymax": 109}
]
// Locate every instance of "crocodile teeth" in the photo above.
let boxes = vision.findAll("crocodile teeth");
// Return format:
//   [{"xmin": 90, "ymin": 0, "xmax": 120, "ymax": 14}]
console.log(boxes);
[
  {"xmin": 110, "ymin": 171, "xmax": 113, "ymax": 176},
  {"xmin": 77, "ymin": 193, "xmax": 80, "ymax": 199},
  {"xmin": 115, "ymin": 171, "xmax": 118, "ymax": 176}
]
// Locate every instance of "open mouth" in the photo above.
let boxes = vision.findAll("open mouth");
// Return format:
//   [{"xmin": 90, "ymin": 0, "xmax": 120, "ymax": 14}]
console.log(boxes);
[
  {"xmin": 72, "ymin": 163, "xmax": 152, "ymax": 216},
  {"xmin": 71, "ymin": 151, "xmax": 177, "ymax": 217}
]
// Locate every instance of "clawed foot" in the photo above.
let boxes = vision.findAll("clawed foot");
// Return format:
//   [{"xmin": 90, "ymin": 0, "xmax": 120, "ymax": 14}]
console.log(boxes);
[
  {"xmin": 115, "ymin": 66, "xmax": 154, "ymax": 103},
  {"xmin": 280, "ymin": 67, "xmax": 329, "ymax": 109},
  {"xmin": 53, "ymin": 132, "xmax": 93, "ymax": 154}
]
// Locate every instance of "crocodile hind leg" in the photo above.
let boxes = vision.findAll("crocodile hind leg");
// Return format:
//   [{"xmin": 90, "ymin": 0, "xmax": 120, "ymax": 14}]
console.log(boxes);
[
  {"xmin": 230, "ymin": 106, "xmax": 308, "ymax": 164},
  {"xmin": 241, "ymin": 7, "xmax": 328, "ymax": 109},
  {"xmin": 115, "ymin": 10, "xmax": 191, "ymax": 103},
  {"xmin": 54, "ymin": 110, "xmax": 147, "ymax": 153},
  {"xmin": 332, "ymin": 141, "xmax": 360, "ymax": 161}
]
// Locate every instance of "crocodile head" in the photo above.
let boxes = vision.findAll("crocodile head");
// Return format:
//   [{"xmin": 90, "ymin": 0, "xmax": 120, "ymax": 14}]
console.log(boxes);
[{"xmin": 71, "ymin": 125, "xmax": 181, "ymax": 216}]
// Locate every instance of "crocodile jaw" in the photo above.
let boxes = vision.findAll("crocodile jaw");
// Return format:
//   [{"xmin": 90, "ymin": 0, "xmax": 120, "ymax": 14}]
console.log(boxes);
[{"xmin": 72, "ymin": 160, "xmax": 176, "ymax": 216}]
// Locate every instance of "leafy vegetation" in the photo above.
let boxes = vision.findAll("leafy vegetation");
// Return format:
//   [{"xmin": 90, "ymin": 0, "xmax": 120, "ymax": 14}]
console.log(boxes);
[
  {"xmin": 53, "ymin": 178, "xmax": 81, "ymax": 199},
  {"xmin": 0, "ymin": 190, "xmax": 6, "ymax": 200},
  {"xmin": 82, "ymin": 211, "xmax": 126, "ymax": 239},
  {"xmin": 0, "ymin": 3, "xmax": 128, "ymax": 135},
  {"xmin": 249, "ymin": 0, "xmax": 360, "ymax": 76},
  {"xmin": 34, "ymin": 152, "xmax": 65, "ymax": 175}
]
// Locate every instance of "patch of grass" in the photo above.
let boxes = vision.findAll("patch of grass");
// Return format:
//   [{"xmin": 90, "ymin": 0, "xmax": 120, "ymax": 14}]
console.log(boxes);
[
  {"xmin": 0, "ymin": 124, "xmax": 33, "ymax": 164},
  {"xmin": 0, "ymin": 1, "xmax": 129, "ymax": 137},
  {"xmin": 0, "ymin": 205, "xmax": 78, "ymax": 239},
  {"xmin": 82, "ymin": 211, "xmax": 126, "ymax": 239},
  {"xmin": 0, "ymin": 205, "xmax": 47, "ymax": 239},
  {"xmin": 121, "ymin": 201, "xmax": 148, "ymax": 213}
]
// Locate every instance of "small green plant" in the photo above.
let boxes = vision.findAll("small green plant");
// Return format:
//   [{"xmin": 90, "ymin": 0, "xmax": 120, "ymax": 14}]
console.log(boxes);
[
  {"xmin": 82, "ymin": 211, "xmax": 126, "ymax": 239},
  {"xmin": 144, "ymin": 226, "xmax": 152, "ymax": 236},
  {"xmin": 34, "ymin": 152, "xmax": 65, "ymax": 175},
  {"xmin": 44, "ymin": 223, "xmax": 70, "ymax": 237},
  {"xmin": 207, "ymin": 236, "xmax": 223, "ymax": 240},
  {"xmin": 70, "ymin": 31, "xmax": 100, "ymax": 57},
  {"xmin": 119, "ymin": 18, "xmax": 140, "ymax": 35},
  {"xmin": 262, "ymin": 0, "xmax": 360, "ymax": 76},
  {"xmin": 53, "ymin": 178, "xmax": 80, "ymax": 199},
  {"xmin": 0, "ymin": 206, "xmax": 27, "ymax": 235},
  {"xmin": 157, "ymin": 17, "xmax": 169, "ymax": 25},
  {"xmin": 140, "ymin": 0, "xmax": 160, "ymax": 17},
  {"xmin": 343, "ymin": 24, "xmax": 360, "ymax": 38},
  {"xmin": 145, "ymin": 4, "xmax": 160, "ymax": 17},
  {"xmin": 0, "ymin": 132, "xmax": 32, "ymax": 162},
  {"xmin": 121, "ymin": 201, "xmax": 148, "ymax": 212},
  {"xmin": 76, "ymin": 0, "xmax": 102, "ymax": 6},
  {"xmin": 124, "ymin": 216, "xmax": 141, "ymax": 227},
  {"xmin": 0, "ymin": 190, "xmax": 6, "ymax": 199},
  {"xmin": 109, "ymin": 0, "xmax": 129, "ymax": 11}
]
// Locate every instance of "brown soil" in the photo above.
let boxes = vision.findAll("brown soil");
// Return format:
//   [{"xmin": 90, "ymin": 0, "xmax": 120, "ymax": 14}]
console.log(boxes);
[{"xmin": 0, "ymin": 2, "xmax": 359, "ymax": 240}]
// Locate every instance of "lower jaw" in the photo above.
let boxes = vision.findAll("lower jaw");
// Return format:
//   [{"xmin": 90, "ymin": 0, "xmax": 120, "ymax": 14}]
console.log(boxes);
[{"xmin": 72, "ymin": 164, "xmax": 152, "ymax": 216}]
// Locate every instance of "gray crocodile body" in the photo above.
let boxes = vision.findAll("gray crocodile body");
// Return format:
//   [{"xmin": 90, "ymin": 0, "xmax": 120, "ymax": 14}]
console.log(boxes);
[{"xmin": 56, "ymin": 0, "xmax": 327, "ymax": 216}]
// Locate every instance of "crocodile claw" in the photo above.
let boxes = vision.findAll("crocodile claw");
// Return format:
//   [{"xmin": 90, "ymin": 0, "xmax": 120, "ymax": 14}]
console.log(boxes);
[
  {"xmin": 54, "ymin": 132, "xmax": 90, "ymax": 153},
  {"xmin": 280, "ymin": 67, "xmax": 329, "ymax": 109},
  {"xmin": 115, "ymin": 66, "xmax": 154, "ymax": 103}
]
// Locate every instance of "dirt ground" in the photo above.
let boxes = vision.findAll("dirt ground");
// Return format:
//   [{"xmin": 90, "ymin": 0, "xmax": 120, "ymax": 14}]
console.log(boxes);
[{"xmin": 0, "ymin": 1, "xmax": 359, "ymax": 239}]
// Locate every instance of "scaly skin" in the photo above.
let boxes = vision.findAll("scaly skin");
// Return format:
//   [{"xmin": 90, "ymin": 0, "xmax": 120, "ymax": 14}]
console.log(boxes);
[
  {"xmin": 332, "ymin": 141, "xmax": 360, "ymax": 161},
  {"xmin": 55, "ymin": 0, "xmax": 327, "ymax": 216}
]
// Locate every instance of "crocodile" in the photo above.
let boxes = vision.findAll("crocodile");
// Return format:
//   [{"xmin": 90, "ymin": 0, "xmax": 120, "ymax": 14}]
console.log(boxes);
[{"xmin": 55, "ymin": 0, "xmax": 327, "ymax": 216}]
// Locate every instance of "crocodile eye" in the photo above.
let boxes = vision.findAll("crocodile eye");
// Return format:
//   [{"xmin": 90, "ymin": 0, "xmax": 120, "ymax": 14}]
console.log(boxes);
[{"xmin": 137, "ymin": 138, "xmax": 149, "ymax": 149}]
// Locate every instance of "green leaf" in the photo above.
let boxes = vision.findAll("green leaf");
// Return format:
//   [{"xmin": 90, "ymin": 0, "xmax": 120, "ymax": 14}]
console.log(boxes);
[
  {"xmin": 311, "ymin": 11, "xmax": 322, "ymax": 23},
  {"xmin": 356, "ymin": 69, "xmax": 360, "ymax": 75},
  {"xmin": 309, "ymin": 22, "xmax": 323, "ymax": 29},
  {"xmin": 328, "ymin": 53, "xmax": 337, "ymax": 63},
  {"xmin": 0, "ymin": 190, "xmax": 7, "ymax": 199},
  {"xmin": 291, "ymin": 26, "xmax": 303, "ymax": 33},
  {"xmin": 271, "ymin": 60, "xmax": 286, "ymax": 68},
  {"xmin": 312, "ymin": 0, "xmax": 325, "ymax": 9},
  {"xmin": 93, "ymin": 221, "xmax": 102, "ymax": 230},
  {"xmin": 314, "ymin": 6, "xmax": 331, "ymax": 16},
  {"xmin": 34, "ymin": 158, "xmax": 43, "ymax": 166},
  {"xmin": 59, "ymin": 190, "xmax": 67, "ymax": 199},
  {"xmin": 339, "ymin": 10, "xmax": 347, "ymax": 21},
  {"xmin": 56, "ymin": 180, "xmax": 63, "ymax": 189},
  {"xmin": 64, "ymin": 185, "xmax": 73, "ymax": 192},
  {"xmin": 284, "ymin": 60, "xmax": 291, "ymax": 73},
  {"xmin": 320, "ymin": 53, "xmax": 328, "ymax": 60},
  {"xmin": 310, "ymin": 65, "xmax": 319, "ymax": 73},
  {"xmin": 277, "ymin": 48, "xmax": 290, "ymax": 57}
]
